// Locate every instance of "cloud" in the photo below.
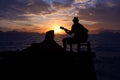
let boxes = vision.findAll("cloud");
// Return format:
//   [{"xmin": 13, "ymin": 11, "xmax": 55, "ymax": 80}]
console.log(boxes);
[
  {"xmin": 0, "ymin": 26, "xmax": 10, "ymax": 31},
  {"xmin": 0, "ymin": 0, "xmax": 75, "ymax": 21},
  {"xmin": 0, "ymin": 0, "xmax": 96, "ymax": 20},
  {"xmin": 42, "ymin": 0, "xmax": 74, "ymax": 11},
  {"xmin": 0, "ymin": 0, "xmax": 120, "ymax": 32},
  {"xmin": 74, "ymin": 0, "xmax": 120, "ymax": 29},
  {"xmin": 95, "ymin": 0, "xmax": 120, "ymax": 23},
  {"xmin": 71, "ymin": 0, "xmax": 96, "ymax": 16},
  {"xmin": 73, "ymin": 0, "xmax": 96, "ymax": 8},
  {"xmin": 0, "ymin": 0, "xmax": 52, "ymax": 20}
]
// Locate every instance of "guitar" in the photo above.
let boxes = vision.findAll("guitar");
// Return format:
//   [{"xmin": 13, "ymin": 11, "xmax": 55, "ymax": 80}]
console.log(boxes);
[{"xmin": 60, "ymin": 26, "xmax": 70, "ymax": 32}]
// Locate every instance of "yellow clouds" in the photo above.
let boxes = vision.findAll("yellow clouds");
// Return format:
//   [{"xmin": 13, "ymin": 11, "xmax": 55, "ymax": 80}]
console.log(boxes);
[{"xmin": 74, "ymin": 0, "xmax": 90, "ymax": 3}]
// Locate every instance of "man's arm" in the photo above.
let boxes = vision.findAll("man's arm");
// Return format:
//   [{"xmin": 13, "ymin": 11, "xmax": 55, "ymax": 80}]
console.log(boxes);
[
  {"xmin": 60, "ymin": 26, "xmax": 72, "ymax": 35},
  {"xmin": 66, "ymin": 30, "xmax": 72, "ymax": 35}
]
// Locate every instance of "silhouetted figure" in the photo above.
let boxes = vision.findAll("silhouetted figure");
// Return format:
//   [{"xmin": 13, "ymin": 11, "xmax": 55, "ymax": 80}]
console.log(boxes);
[{"xmin": 60, "ymin": 17, "xmax": 89, "ymax": 52}]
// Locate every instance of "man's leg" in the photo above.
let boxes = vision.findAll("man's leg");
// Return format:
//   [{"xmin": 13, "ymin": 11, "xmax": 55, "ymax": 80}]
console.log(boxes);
[{"xmin": 62, "ymin": 37, "xmax": 73, "ymax": 51}]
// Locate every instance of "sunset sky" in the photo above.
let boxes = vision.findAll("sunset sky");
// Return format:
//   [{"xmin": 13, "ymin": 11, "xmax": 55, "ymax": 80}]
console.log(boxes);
[{"xmin": 0, "ymin": 0, "xmax": 120, "ymax": 34}]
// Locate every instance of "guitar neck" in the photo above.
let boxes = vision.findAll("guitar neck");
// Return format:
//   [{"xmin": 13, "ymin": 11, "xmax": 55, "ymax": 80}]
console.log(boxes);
[{"xmin": 60, "ymin": 26, "xmax": 69, "ymax": 31}]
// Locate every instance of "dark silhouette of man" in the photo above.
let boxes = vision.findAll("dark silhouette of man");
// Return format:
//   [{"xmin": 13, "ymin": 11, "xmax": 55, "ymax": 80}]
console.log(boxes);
[{"xmin": 61, "ymin": 17, "xmax": 88, "ymax": 51}]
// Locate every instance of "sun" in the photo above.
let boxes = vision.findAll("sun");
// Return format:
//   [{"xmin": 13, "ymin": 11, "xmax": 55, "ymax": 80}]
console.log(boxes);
[{"xmin": 53, "ymin": 26, "xmax": 63, "ymax": 34}]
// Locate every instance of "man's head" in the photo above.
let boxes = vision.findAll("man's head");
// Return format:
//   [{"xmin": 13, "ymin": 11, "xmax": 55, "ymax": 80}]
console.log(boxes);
[{"xmin": 72, "ymin": 17, "xmax": 79, "ymax": 23}]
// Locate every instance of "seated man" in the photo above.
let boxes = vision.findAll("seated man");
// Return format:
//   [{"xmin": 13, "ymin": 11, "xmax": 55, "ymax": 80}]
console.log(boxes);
[{"xmin": 61, "ymin": 17, "xmax": 89, "ymax": 51}]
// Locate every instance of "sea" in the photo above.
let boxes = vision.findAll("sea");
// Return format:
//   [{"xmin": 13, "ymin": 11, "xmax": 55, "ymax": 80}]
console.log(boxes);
[{"xmin": 0, "ymin": 31, "xmax": 120, "ymax": 80}]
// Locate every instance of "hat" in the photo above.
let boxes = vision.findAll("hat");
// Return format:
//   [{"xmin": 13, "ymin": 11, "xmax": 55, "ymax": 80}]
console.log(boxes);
[{"xmin": 72, "ymin": 17, "xmax": 79, "ymax": 21}]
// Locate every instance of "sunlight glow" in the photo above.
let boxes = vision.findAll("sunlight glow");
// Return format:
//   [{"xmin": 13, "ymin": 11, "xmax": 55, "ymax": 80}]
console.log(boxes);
[{"xmin": 52, "ymin": 25, "xmax": 64, "ymax": 34}]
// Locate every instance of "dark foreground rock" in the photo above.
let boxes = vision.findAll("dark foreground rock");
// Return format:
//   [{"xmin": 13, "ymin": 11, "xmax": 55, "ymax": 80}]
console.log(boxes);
[{"xmin": 0, "ymin": 30, "xmax": 96, "ymax": 80}]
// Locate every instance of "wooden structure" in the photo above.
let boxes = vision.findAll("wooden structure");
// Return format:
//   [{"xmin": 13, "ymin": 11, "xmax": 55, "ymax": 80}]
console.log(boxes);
[{"xmin": 68, "ymin": 41, "xmax": 91, "ymax": 52}]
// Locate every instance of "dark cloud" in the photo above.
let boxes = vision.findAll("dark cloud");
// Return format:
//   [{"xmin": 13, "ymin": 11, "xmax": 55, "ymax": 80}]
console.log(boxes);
[
  {"xmin": 77, "ymin": 0, "xmax": 120, "ymax": 28},
  {"xmin": 0, "ymin": 0, "xmax": 51, "ymax": 20},
  {"xmin": 97, "ymin": 0, "xmax": 120, "ymax": 20},
  {"xmin": 26, "ymin": 0, "xmax": 51, "ymax": 14},
  {"xmin": 46, "ymin": 0, "xmax": 74, "ymax": 6},
  {"xmin": 52, "ymin": 1, "xmax": 72, "ymax": 10},
  {"xmin": 0, "ymin": 0, "xmax": 74, "ymax": 20},
  {"xmin": 0, "ymin": 26, "xmax": 12, "ymax": 31}
]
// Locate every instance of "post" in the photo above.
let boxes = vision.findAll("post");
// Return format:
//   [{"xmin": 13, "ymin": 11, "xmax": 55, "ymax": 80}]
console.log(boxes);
[{"xmin": 44, "ymin": 30, "xmax": 54, "ymax": 42}]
